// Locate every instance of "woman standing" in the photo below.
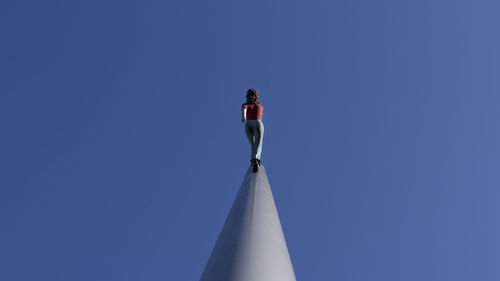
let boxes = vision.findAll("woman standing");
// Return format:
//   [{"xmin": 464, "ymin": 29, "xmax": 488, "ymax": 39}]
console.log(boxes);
[{"xmin": 241, "ymin": 89, "xmax": 264, "ymax": 172}]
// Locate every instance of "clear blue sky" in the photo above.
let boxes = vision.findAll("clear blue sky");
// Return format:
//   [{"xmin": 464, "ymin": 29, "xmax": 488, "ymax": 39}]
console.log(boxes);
[{"xmin": 1, "ymin": 0, "xmax": 499, "ymax": 280}]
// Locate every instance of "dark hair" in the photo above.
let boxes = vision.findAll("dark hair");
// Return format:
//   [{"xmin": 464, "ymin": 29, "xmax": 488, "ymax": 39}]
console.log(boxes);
[{"xmin": 246, "ymin": 88, "xmax": 259, "ymax": 104}]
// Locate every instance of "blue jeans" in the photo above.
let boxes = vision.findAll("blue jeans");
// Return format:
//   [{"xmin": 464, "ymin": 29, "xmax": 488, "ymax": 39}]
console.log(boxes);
[{"xmin": 245, "ymin": 120, "xmax": 264, "ymax": 160}]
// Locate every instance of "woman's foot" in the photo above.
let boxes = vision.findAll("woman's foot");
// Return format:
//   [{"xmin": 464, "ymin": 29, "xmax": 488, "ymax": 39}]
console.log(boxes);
[{"xmin": 251, "ymin": 158, "xmax": 259, "ymax": 173}]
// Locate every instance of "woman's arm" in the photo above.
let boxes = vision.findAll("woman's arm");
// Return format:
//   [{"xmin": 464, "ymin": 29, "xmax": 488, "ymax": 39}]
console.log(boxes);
[{"xmin": 241, "ymin": 107, "xmax": 247, "ymax": 122}]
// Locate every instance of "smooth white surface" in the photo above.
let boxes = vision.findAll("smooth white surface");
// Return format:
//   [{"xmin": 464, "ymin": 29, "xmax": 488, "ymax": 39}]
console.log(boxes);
[{"xmin": 200, "ymin": 166, "xmax": 296, "ymax": 281}]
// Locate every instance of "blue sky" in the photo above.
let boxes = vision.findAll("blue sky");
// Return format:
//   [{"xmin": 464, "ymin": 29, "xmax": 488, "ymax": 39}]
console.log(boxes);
[{"xmin": 1, "ymin": 0, "xmax": 500, "ymax": 280}]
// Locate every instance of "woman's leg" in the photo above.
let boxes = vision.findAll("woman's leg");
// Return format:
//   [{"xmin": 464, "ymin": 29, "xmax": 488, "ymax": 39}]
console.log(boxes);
[
  {"xmin": 245, "ymin": 122, "xmax": 255, "ymax": 158},
  {"xmin": 254, "ymin": 121, "xmax": 264, "ymax": 160}
]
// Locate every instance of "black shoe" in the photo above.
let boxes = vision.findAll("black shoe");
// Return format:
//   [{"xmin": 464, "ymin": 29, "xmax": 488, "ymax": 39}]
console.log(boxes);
[
  {"xmin": 253, "ymin": 163, "xmax": 259, "ymax": 173},
  {"xmin": 251, "ymin": 159, "xmax": 259, "ymax": 173}
]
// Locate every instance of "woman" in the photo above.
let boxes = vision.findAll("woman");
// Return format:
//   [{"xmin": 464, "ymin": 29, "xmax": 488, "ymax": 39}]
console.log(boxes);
[{"xmin": 241, "ymin": 89, "xmax": 264, "ymax": 172}]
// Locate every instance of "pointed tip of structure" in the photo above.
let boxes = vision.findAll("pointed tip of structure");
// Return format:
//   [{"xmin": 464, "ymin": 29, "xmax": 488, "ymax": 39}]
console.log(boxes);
[{"xmin": 247, "ymin": 164, "xmax": 265, "ymax": 172}]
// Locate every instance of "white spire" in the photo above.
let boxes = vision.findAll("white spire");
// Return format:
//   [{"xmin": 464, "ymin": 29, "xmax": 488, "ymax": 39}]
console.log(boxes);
[{"xmin": 200, "ymin": 166, "xmax": 297, "ymax": 281}]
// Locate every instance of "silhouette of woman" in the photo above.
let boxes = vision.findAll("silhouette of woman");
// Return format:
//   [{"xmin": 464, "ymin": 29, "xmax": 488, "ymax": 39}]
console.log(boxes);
[{"xmin": 241, "ymin": 89, "xmax": 264, "ymax": 172}]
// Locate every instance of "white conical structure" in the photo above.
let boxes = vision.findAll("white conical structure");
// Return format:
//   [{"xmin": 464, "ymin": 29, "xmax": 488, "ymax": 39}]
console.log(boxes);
[{"xmin": 200, "ymin": 166, "xmax": 296, "ymax": 281}]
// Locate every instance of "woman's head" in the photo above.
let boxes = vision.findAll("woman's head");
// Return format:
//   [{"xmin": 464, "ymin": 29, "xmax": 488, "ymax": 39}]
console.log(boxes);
[{"xmin": 246, "ymin": 88, "xmax": 259, "ymax": 104}]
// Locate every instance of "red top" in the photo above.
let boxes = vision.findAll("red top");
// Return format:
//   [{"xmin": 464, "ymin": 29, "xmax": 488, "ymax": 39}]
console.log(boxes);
[{"xmin": 242, "ymin": 103, "xmax": 264, "ymax": 120}]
